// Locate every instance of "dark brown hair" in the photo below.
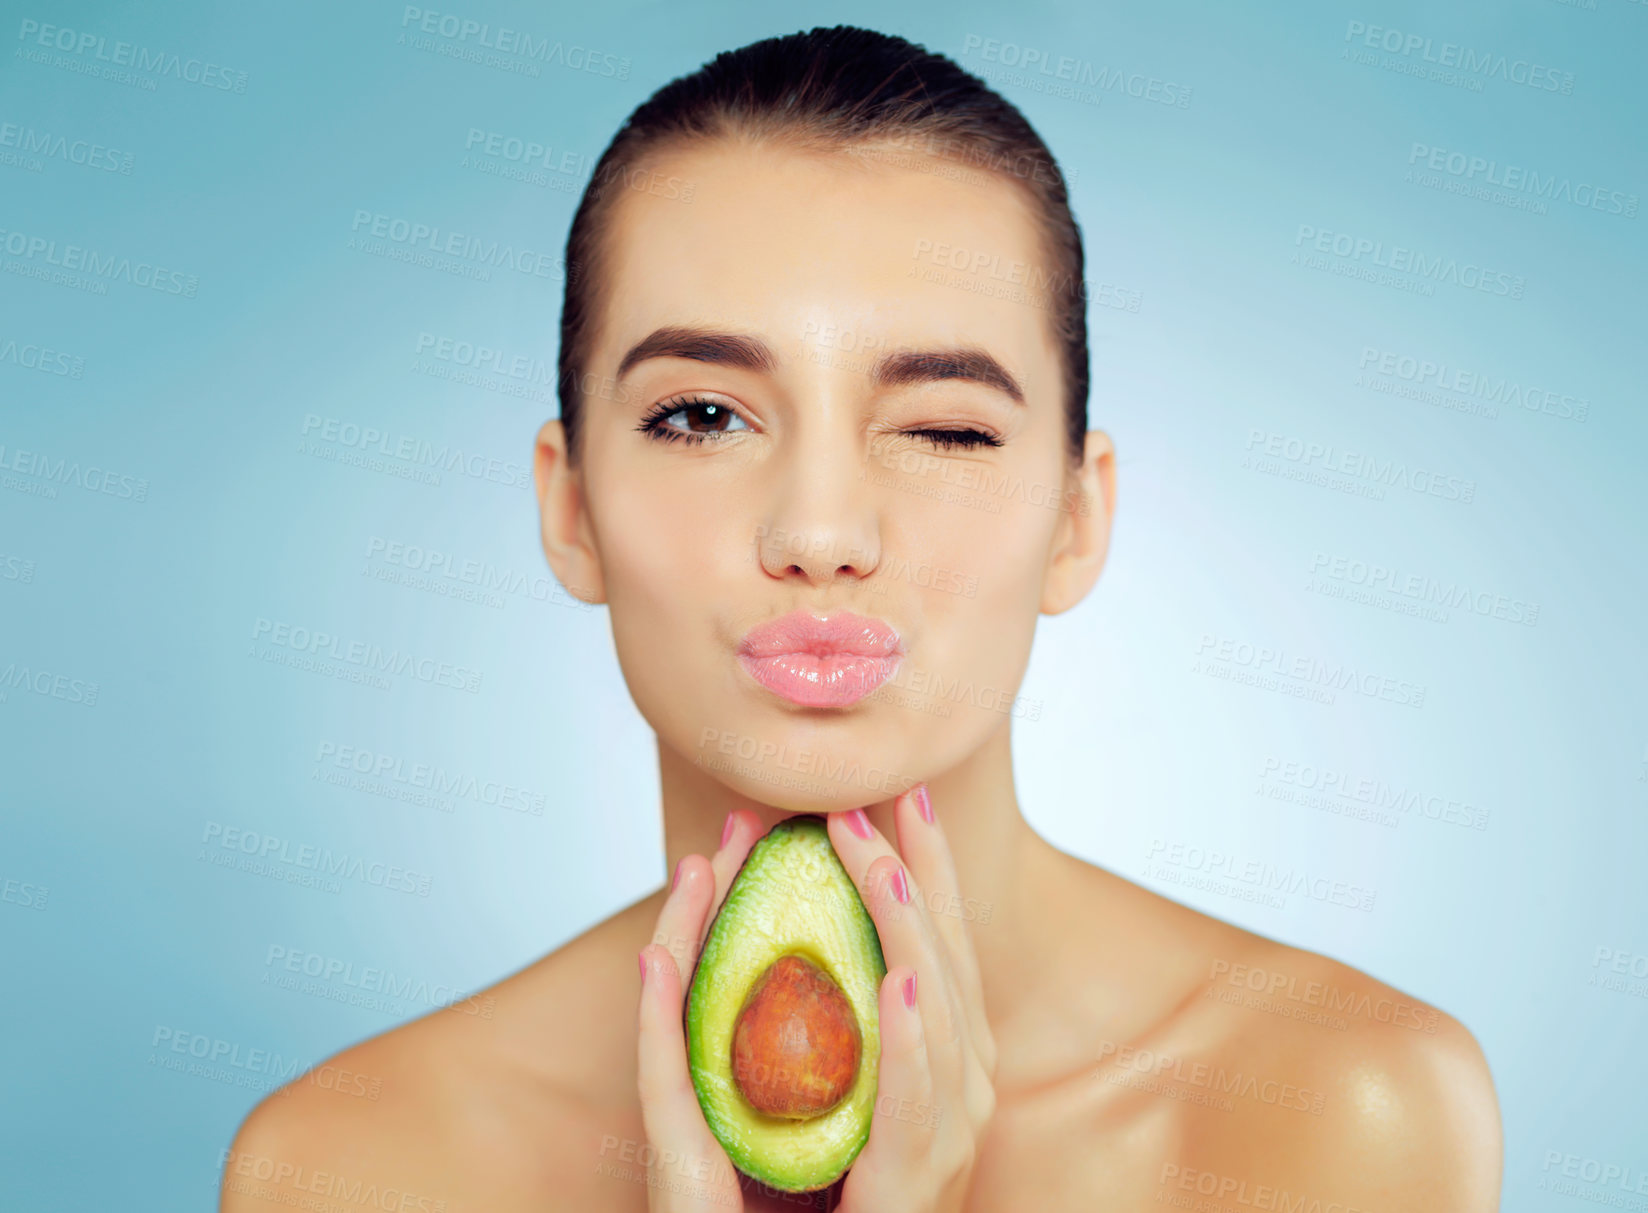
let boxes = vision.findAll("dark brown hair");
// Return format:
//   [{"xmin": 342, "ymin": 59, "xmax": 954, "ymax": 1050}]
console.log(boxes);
[{"xmin": 556, "ymin": 24, "xmax": 1089, "ymax": 468}]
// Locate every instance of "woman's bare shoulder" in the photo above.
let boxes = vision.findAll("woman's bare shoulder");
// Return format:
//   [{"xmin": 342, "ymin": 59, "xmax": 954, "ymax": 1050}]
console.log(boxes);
[
  {"xmin": 219, "ymin": 888, "xmax": 666, "ymax": 1212},
  {"xmin": 1188, "ymin": 930, "xmax": 1502, "ymax": 1206},
  {"xmin": 1057, "ymin": 850, "xmax": 1502, "ymax": 1206}
]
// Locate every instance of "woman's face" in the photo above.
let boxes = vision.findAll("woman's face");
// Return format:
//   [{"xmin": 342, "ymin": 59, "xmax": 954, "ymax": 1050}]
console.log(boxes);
[{"xmin": 538, "ymin": 135, "xmax": 1111, "ymax": 812}]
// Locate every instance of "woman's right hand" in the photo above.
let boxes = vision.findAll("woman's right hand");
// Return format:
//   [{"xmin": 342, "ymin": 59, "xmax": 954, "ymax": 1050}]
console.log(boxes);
[{"xmin": 634, "ymin": 809, "xmax": 759, "ymax": 1211}]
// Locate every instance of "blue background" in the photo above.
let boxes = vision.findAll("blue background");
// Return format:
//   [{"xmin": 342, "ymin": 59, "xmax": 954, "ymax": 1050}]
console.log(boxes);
[{"xmin": 1, "ymin": 0, "xmax": 1643, "ymax": 1207}]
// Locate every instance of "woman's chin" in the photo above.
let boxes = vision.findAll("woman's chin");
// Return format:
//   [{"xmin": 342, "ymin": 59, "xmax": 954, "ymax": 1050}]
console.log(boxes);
[{"xmin": 715, "ymin": 777, "xmax": 904, "ymax": 819}]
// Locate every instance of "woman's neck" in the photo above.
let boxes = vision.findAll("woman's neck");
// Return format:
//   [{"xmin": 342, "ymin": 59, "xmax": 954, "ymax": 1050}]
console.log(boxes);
[{"xmin": 655, "ymin": 723, "xmax": 1065, "ymax": 1021}]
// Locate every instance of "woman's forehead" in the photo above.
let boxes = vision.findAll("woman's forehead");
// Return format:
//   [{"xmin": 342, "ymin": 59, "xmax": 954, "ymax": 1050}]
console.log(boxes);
[
  {"xmin": 597, "ymin": 138, "xmax": 1057, "ymax": 366},
  {"xmin": 611, "ymin": 137, "xmax": 1043, "ymax": 264}
]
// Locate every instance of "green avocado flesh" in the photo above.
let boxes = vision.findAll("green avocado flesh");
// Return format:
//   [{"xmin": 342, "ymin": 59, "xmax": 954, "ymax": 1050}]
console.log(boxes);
[{"xmin": 684, "ymin": 815, "xmax": 887, "ymax": 1193}]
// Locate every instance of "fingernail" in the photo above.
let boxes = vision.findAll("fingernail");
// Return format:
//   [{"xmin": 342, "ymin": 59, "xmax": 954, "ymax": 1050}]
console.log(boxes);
[
  {"xmin": 891, "ymin": 865, "xmax": 910, "ymax": 905},
  {"xmin": 638, "ymin": 951, "xmax": 648, "ymax": 984},
  {"xmin": 915, "ymin": 784, "xmax": 934, "ymax": 825},
  {"xmin": 845, "ymin": 808, "xmax": 872, "ymax": 839},
  {"xmin": 902, "ymin": 971, "xmax": 917, "ymax": 1009},
  {"xmin": 721, "ymin": 812, "xmax": 736, "ymax": 848},
  {"xmin": 670, "ymin": 858, "xmax": 683, "ymax": 892}
]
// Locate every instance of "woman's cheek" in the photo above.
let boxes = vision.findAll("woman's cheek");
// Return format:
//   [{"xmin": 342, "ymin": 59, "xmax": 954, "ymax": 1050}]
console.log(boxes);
[
  {"xmin": 593, "ymin": 492, "xmax": 712, "ymax": 720},
  {"xmin": 939, "ymin": 501, "xmax": 1052, "ymax": 721}
]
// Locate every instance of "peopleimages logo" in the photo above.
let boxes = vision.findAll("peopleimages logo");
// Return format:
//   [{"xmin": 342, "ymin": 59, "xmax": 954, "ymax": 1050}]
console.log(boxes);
[
  {"xmin": 0, "ymin": 226, "xmax": 199, "ymax": 296},
  {"xmin": 349, "ymin": 210, "xmax": 565, "ymax": 280},
  {"xmin": 0, "ymin": 122, "xmax": 134, "ymax": 174},
  {"xmin": 1244, "ymin": 429, "xmax": 1476, "ymax": 505},
  {"xmin": 298, "ymin": 414, "xmax": 531, "ymax": 490},
  {"xmin": 1, "ymin": 876, "xmax": 48, "ymax": 910},
  {"xmin": 315, "ymin": 740, "xmax": 547, "ymax": 816},
  {"xmin": 0, "ymin": 659, "xmax": 99, "ymax": 707},
  {"xmin": 1294, "ymin": 225, "xmax": 1524, "ymax": 299},
  {"xmin": 150, "ymin": 1027, "xmax": 307, "ymax": 1085},
  {"xmin": 462, "ymin": 128, "xmax": 595, "ymax": 178},
  {"xmin": 219, "ymin": 1151, "xmax": 444, "ymax": 1213},
  {"xmin": 414, "ymin": 332, "xmax": 557, "ymax": 390},
  {"xmin": 1357, "ymin": 348, "xmax": 1590, "ymax": 422},
  {"xmin": 1147, "ymin": 838, "xmax": 1378, "ymax": 912},
  {"xmin": 1408, "ymin": 144, "xmax": 1636, "ymax": 218},
  {"xmin": 912, "ymin": 238, "xmax": 1143, "ymax": 312},
  {"xmin": 1207, "ymin": 961, "xmax": 1439, "ymax": 1032},
  {"xmin": 1259, "ymin": 756, "xmax": 1491, "ymax": 830},
  {"xmin": 1158, "ymin": 1165, "xmax": 1364, "ymax": 1212},
  {"xmin": 960, "ymin": 34, "xmax": 1194, "ymax": 107},
  {"xmin": 1095, "ymin": 1036, "xmax": 1327, "ymax": 1114},
  {"xmin": 0, "ymin": 554, "xmax": 37, "ymax": 583},
  {"xmin": 0, "ymin": 338, "xmax": 84, "ymax": 378},
  {"xmin": 1539, "ymin": 1150, "xmax": 1648, "ymax": 1198},
  {"xmin": 1343, "ymin": 21, "xmax": 1575, "ymax": 93},
  {"xmin": 0, "ymin": 442, "xmax": 150, "ymax": 502},
  {"xmin": 14, "ymin": 18, "xmax": 250, "ymax": 92},
  {"xmin": 264, "ymin": 945, "xmax": 496, "ymax": 1018},
  {"xmin": 200, "ymin": 821, "xmax": 433, "ymax": 898},
  {"xmin": 364, "ymin": 535, "xmax": 574, "ymax": 611},
  {"xmin": 1194, "ymin": 631, "xmax": 1427, "ymax": 709},
  {"xmin": 399, "ymin": 7, "xmax": 630, "ymax": 78},
  {"xmin": 252, "ymin": 617, "xmax": 483, "ymax": 694},
  {"xmin": 1307, "ymin": 551, "xmax": 1539, "ymax": 628}
]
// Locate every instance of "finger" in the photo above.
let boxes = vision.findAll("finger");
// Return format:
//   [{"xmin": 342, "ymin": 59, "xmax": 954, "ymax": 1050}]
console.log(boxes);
[
  {"xmin": 869, "ymin": 965, "xmax": 937, "ymax": 1149},
  {"xmin": 837, "ymin": 964, "xmax": 939, "ymax": 1207},
  {"xmin": 636, "ymin": 942, "xmax": 743, "ymax": 1211},
  {"xmin": 890, "ymin": 785, "xmax": 978, "ymax": 987},
  {"xmin": 651, "ymin": 853, "xmax": 716, "ymax": 981},
  {"xmin": 825, "ymin": 810, "xmax": 965, "ymax": 1086},
  {"xmin": 891, "ymin": 785, "xmax": 995, "ymax": 1077},
  {"xmin": 697, "ymin": 809, "xmax": 764, "ymax": 954}
]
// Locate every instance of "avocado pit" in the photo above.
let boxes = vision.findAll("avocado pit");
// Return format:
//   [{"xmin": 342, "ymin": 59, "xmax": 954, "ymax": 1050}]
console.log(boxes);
[{"xmin": 731, "ymin": 953, "xmax": 861, "ymax": 1118}]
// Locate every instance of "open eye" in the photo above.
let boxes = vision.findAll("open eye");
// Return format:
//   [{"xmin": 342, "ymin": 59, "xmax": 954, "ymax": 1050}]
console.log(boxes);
[{"xmin": 636, "ymin": 396, "xmax": 751, "ymax": 445}]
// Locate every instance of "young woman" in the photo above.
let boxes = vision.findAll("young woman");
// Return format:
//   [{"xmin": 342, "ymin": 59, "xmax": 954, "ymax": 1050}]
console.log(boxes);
[{"xmin": 223, "ymin": 26, "xmax": 1501, "ymax": 1212}]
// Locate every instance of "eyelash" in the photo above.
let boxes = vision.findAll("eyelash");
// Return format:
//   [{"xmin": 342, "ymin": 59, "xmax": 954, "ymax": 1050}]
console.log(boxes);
[
  {"xmin": 634, "ymin": 395, "xmax": 1005, "ymax": 450},
  {"xmin": 634, "ymin": 396, "xmax": 745, "ymax": 446}
]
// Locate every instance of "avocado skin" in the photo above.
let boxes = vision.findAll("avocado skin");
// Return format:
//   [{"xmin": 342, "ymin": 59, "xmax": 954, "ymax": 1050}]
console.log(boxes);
[{"xmin": 683, "ymin": 814, "xmax": 888, "ymax": 1192}]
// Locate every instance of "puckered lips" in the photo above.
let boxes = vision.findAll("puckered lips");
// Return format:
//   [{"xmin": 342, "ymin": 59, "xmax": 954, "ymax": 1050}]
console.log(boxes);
[{"xmin": 737, "ymin": 610, "xmax": 904, "ymax": 708}]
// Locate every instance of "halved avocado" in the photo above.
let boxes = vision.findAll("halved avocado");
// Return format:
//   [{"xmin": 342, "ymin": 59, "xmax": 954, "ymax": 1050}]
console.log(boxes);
[{"xmin": 684, "ymin": 814, "xmax": 887, "ymax": 1193}]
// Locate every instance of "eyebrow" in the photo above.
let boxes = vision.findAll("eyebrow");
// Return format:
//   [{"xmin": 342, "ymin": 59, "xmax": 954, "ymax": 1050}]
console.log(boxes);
[{"xmin": 614, "ymin": 325, "xmax": 1025, "ymax": 406}]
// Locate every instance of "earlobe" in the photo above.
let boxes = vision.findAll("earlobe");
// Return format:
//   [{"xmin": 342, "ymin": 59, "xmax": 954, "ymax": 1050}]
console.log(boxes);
[
  {"xmin": 533, "ymin": 418, "xmax": 608, "ymax": 605},
  {"xmin": 1039, "ymin": 429, "xmax": 1115, "ymax": 616}
]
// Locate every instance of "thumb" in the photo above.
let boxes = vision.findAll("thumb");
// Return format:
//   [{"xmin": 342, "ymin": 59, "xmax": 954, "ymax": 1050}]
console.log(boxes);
[{"xmin": 636, "ymin": 943, "xmax": 744, "ymax": 1211}]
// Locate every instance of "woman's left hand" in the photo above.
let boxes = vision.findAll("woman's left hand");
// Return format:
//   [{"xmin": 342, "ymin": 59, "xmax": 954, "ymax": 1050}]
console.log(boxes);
[{"xmin": 824, "ymin": 784, "xmax": 999, "ymax": 1212}]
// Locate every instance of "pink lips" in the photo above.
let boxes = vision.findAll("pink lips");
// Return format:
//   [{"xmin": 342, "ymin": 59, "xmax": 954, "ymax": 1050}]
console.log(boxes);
[{"xmin": 737, "ymin": 610, "xmax": 905, "ymax": 708}]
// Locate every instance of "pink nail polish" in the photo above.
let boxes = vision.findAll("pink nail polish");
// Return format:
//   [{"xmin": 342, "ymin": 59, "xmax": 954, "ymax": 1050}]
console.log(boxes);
[
  {"xmin": 891, "ymin": 866, "xmax": 910, "ymax": 905},
  {"xmin": 902, "ymin": 972, "xmax": 917, "ymax": 1009},
  {"xmin": 721, "ymin": 813, "xmax": 736, "ymax": 848},
  {"xmin": 670, "ymin": 859, "xmax": 683, "ymax": 892},
  {"xmin": 915, "ymin": 785, "xmax": 934, "ymax": 824},
  {"xmin": 845, "ymin": 808, "xmax": 872, "ymax": 839},
  {"xmin": 638, "ymin": 951, "xmax": 648, "ymax": 983}
]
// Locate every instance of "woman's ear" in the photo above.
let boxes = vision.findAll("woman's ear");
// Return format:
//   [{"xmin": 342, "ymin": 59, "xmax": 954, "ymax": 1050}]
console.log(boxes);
[
  {"xmin": 1040, "ymin": 429, "xmax": 1116, "ymax": 616},
  {"xmin": 533, "ymin": 418, "xmax": 607, "ymax": 605}
]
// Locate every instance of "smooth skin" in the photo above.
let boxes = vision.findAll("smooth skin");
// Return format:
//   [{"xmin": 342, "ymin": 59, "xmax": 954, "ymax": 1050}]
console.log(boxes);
[{"xmin": 221, "ymin": 135, "xmax": 1502, "ymax": 1211}]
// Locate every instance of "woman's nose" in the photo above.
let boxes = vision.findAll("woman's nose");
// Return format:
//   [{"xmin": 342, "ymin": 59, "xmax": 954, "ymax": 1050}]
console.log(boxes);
[
  {"xmin": 755, "ymin": 521, "xmax": 878, "ymax": 583},
  {"xmin": 754, "ymin": 440, "xmax": 883, "ymax": 585}
]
